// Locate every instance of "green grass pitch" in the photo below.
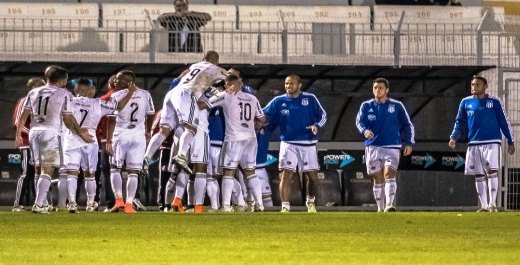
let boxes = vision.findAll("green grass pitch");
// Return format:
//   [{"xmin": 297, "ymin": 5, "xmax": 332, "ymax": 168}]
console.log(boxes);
[{"xmin": 1, "ymin": 211, "xmax": 519, "ymax": 265}]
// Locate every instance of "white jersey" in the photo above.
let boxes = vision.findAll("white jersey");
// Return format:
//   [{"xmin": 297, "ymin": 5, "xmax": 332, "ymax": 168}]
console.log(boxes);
[
  {"xmin": 64, "ymin": 97, "xmax": 116, "ymax": 150},
  {"xmin": 24, "ymin": 84, "xmax": 73, "ymax": 132},
  {"xmin": 177, "ymin": 61, "xmax": 228, "ymax": 99},
  {"xmin": 207, "ymin": 90, "xmax": 264, "ymax": 141},
  {"xmin": 110, "ymin": 88, "xmax": 155, "ymax": 136}
]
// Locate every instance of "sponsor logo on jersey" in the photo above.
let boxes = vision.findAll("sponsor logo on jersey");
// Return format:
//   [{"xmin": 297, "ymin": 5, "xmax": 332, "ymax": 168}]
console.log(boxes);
[
  {"xmin": 467, "ymin": 110, "xmax": 474, "ymax": 116},
  {"xmin": 281, "ymin": 109, "xmax": 289, "ymax": 115},
  {"xmin": 301, "ymin": 98, "xmax": 309, "ymax": 106},
  {"xmin": 486, "ymin": 101, "xmax": 493, "ymax": 108},
  {"xmin": 388, "ymin": 105, "xmax": 395, "ymax": 113},
  {"xmin": 368, "ymin": 114, "xmax": 376, "ymax": 121},
  {"xmin": 241, "ymin": 123, "xmax": 249, "ymax": 128},
  {"xmin": 468, "ymin": 103, "xmax": 473, "ymax": 108},
  {"xmin": 281, "ymin": 103, "xmax": 287, "ymax": 107},
  {"xmin": 368, "ymin": 108, "xmax": 374, "ymax": 112}
]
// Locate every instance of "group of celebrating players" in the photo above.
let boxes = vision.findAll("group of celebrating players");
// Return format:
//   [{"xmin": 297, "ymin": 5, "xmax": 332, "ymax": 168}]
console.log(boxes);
[{"xmin": 10, "ymin": 50, "xmax": 515, "ymax": 214}]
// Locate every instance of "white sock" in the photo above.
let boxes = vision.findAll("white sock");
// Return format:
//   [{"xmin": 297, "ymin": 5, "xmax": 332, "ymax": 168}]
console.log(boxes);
[
  {"xmin": 246, "ymin": 175, "xmax": 265, "ymax": 206},
  {"xmin": 34, "ymin": 174, "xmax": 40, "ymax": 191},
  {"xmin": 187, "ymin": 179, "xmax": 195, "ymax": 206},
  {"xmin": 384, "ymin": 178, "xmax": 397, "ymax": 207},
  {"xmin": 373, "ymin": 183, "xmax": 384, "ymax": 211},
  {"xmin": 206, "ymin": 176, "xmax": 220, "ymax": 209},
  {"xmin": 165, "ymin": 177, "xmax": 176, "ymax": 205},
  {"xmin": 84, "ymin": 177, "xmax": 96, "ymax": 205},
  {"xmin": 222, "ymin": 176, "xmax": 235, "ymax": 208},
  {"xmin": 487, "ymin": 174, "xmax": 498, "ymax": 207},
  {"xmin": 475, "ymin": 176, "xmax": 489, "ymax": 209},
  {"xmin": 145, "ymin": 133, "xmax": 167, "ymax": 160},
  {"xmin": 66, "ymin": 175, "xmax": 78, "ymax": 204},
  {"xmin": 281, "ymin": 201, "xmax": 290, "ymax": 210},
  {"xmin": 306, "ymin": 195, "xmax": 315, "ymax": 204},
  {"xmin": 177, "ymin": 130, "xmax": 194, "ymax": 157},
  {"xmin": 231, "ymin": 178, "xmax": 246, "ymax": 206},
  {"xmin": 262, "ymin": 193, "xmax": 273, "ymax": 207},
  {"xmin": 194, "ymin": 172, "xmax": 207, "ymax": 205},
  {"xmin": 35, "ymin": 174, "xmax": 51, "ymax": 207},
  {"xmin": 174, "ymin": 172, "xmax": 188, "ymax": 201},
  {"xmin": 126, "ymin": 173, "xmax": 138, "ymax": 204},
  {"xmin": 110, "ymin": 169, "xmax": 123, "ymax": 198},
  {"xmin": 58, "ymin": 173, "xmax": 68, "ymax": 208}
]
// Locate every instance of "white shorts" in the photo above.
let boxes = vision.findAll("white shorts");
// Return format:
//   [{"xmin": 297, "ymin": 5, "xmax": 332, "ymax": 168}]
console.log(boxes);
[
  {"xmin": 465, "ymin": 144, "xmax": 500, "ymax": 175},
  {"xmin": 110, "ymin": 133, "xmax": 146, "ymax": 170},
  {"xmin": 190, "ymin": 130, "xmax": 210, "ymax": 164},
  {"xmin": 208, "ymin": 145, "xmax": 222, "ymax": 176},
  {"xmin": 29, "ymin": 129, "xmax": 63, "ymax": 168},
  {"xmin": 221, "ymin": 138, "xmax": 257, "ymax": 170},
  {"xmin": 365, "ymin": 146, "xmax": 401, "ymax": 175},
  {"xmin": 170, "ymin": 88, "xmax": 201, "ymax": 127},
  {"xmin": 256, "ymin": 167, "xmax": 272, "ymax": 195},
  {"xmin": 279, "ymin": 141, "xmax": 319, "ymax": 172},
  {"xmin": 160, "ymin": 95, "xmax": 179, "ymax": 130},
  {"xmin": 64, "ymin": 143, "xmax": 99, "ymax": 173}
]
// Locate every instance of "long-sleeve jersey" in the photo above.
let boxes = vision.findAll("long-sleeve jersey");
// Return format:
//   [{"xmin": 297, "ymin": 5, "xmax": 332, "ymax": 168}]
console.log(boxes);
[
  {"xmin": 356, "ymin": 98, "xmax": 415, "ymax": 148},
  {"xmin": 256, "ymin": 123, "xmax": 274, "ymax": 168},
  {"xmin": 450, "ymin": 95, "xmax": 514, "ymax": 146},
  {"xmin": 13, "ymin": 96, "xmax": 31, "ymax": 147},
  {"xmin": 262, "ymin": 92, "xmax": 327, "ymax": 145}
]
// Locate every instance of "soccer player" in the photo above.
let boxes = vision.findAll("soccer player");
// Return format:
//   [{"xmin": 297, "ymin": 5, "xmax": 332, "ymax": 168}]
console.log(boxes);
[
  {"xmin": 106, "ymin": 70, "xmax": 155, "ymax": 214},
  {"xmin": 449, "ymin": 76, "xmax": 515, "ymax": 212},
  {"xmin": 356, "ymin": 77, "xmax": 414, "ymax": 212},
  {"xmin": 166, "ymin": 50, "xmax": 227, "ymax": 213},
  {"xmin": 63, "ymin": 78, "xmax": 135, "ymax": 213},
  {"xmin": 199, "ymin": 74, "xmax": 266, "ymax": 212},
  {"xmin": 15, "ymin": 65, "xmax": 94, "ymax": 214},
  {"xmin": 263, "ymin": 74, "xmax": 327, "ymax": 213},
  {"xmin": 12, "ymin": 77, "xmax": 45, "ymax": 212}
]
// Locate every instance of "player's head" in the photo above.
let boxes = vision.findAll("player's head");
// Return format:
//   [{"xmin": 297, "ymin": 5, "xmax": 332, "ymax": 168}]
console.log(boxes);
[
  {"xmin": 372, "ymin": 77, "xmax": 389, "ymax": 101},
  {"xmin": 284, "ymin": 74, "xmax": 302, "ymax": 97},
  {"xmin": 174, "ymin": 0, "xmax": 189, "ymax": 12},
  {"xmin": 227, "ymin": 66, "xmax": 243, "ymax": 80},
  {"xmin": 45, "ymin": 65, "xmax": 69, "ymax": 88},
  {"xmin": 107, "ymin": 74, "xmax": 117, "ymax": 90},
  {"xmin": 73, "ymin": 78, "xmax": 96, "ymax": 98},
  {"xmin": 26, "ymin": 77, "xmax": 45, "ymax": 91},
  {"xmin": 204, "ymin": 50, "xmax": 219, "ymax": 65},
  {"xmin": 115, "ymin": 70, "xmax": 136, "ymax": 90},
  {"xmin": 471, "ymin": 75, "xmax": 488, "ymax": 96},
  {"xmin": 224, "ymin": 74, "xmax": 242, "ymax": 93}
]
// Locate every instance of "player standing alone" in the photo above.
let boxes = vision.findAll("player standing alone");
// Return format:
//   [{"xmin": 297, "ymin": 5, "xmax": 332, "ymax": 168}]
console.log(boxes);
[
  {"xmin": 449, "ymin": 76, "xmax": 515, "ymax": 212},
  {"xmin": 356, "ymin": 78, "xmax": 414, "ymax": 212},
  {"xmin": 263, "ymin": 74, "xmax": 327, "ymax": 213}
]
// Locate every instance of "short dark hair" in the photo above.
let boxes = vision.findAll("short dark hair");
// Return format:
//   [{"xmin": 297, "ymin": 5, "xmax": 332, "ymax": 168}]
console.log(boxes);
[
  {"xmin": 373, "ymin": 77, "xmax": 389, "ymax": 88},
  {"xmin": 75, "ymin": 78, "xmax": 94, "ymax": 87},
  {"xmin": 472, "ymin": 75, "xmax": 487, "ymax": 86},
  {"xmin": 225, "ymin": 74, "xmax": 240, "ymax": 83},
  {"xmin": 228, "ymin": 66, "xmax": 242, "ymax": 78},
  {"xmin": 119, "ymin": 70, "xmax": 136, "ymax": 81},
  {"xmin": 286, "ymin": 74, "xmax": 301, "ymax": 84},
  {"xmin": 45, "ymin": 65, "xmax": 68, "ymax": 84}
]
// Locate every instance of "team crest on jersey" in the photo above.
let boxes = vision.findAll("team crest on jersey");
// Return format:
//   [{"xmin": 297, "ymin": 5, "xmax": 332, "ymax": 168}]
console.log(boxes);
[
  {"xmin": 388, "ymin": 105, "xmax": 395, "ymax": 113},
  {"xmin": 486, "ymin": 101, "xmax": 493, "ymax": 108},
  {"xmin": 301, "ymin": 98, "xmax": 309, "ymax": 106}
]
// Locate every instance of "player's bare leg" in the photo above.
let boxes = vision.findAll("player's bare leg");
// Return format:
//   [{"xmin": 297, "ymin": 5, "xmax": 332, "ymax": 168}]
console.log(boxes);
[
  {"xmin": 304, "ymin": 171, "xmax": 318, "ymax": 213},
  {"xmin": 279, "ymin": 169, "xmax": 294, "ymax": 212}
]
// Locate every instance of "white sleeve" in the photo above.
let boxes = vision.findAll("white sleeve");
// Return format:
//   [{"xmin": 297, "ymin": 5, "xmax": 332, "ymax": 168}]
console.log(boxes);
[
  {"xmin": 254, "ymin": 98, "xmax": 264, "ymax": 118},
  {"xmin": 207, "ymin": 91, "xmax": 226, "ymax": 109},
  {"xmin": 100, "ymin": 98, "xmax": 117, "ymax": 116},
  {"xmin": 146, "ymin": 92, "xmax": 155, "ymax": 115},
  {"xmin": 111, "ymin": 89, "xmax": 129, "ymax": 103}
]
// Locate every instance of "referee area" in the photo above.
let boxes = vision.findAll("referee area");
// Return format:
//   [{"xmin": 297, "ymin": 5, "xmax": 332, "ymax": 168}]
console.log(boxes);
[{"xmin": 2, "ymin": 0, "xmax": 520, "ymax": 263}]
